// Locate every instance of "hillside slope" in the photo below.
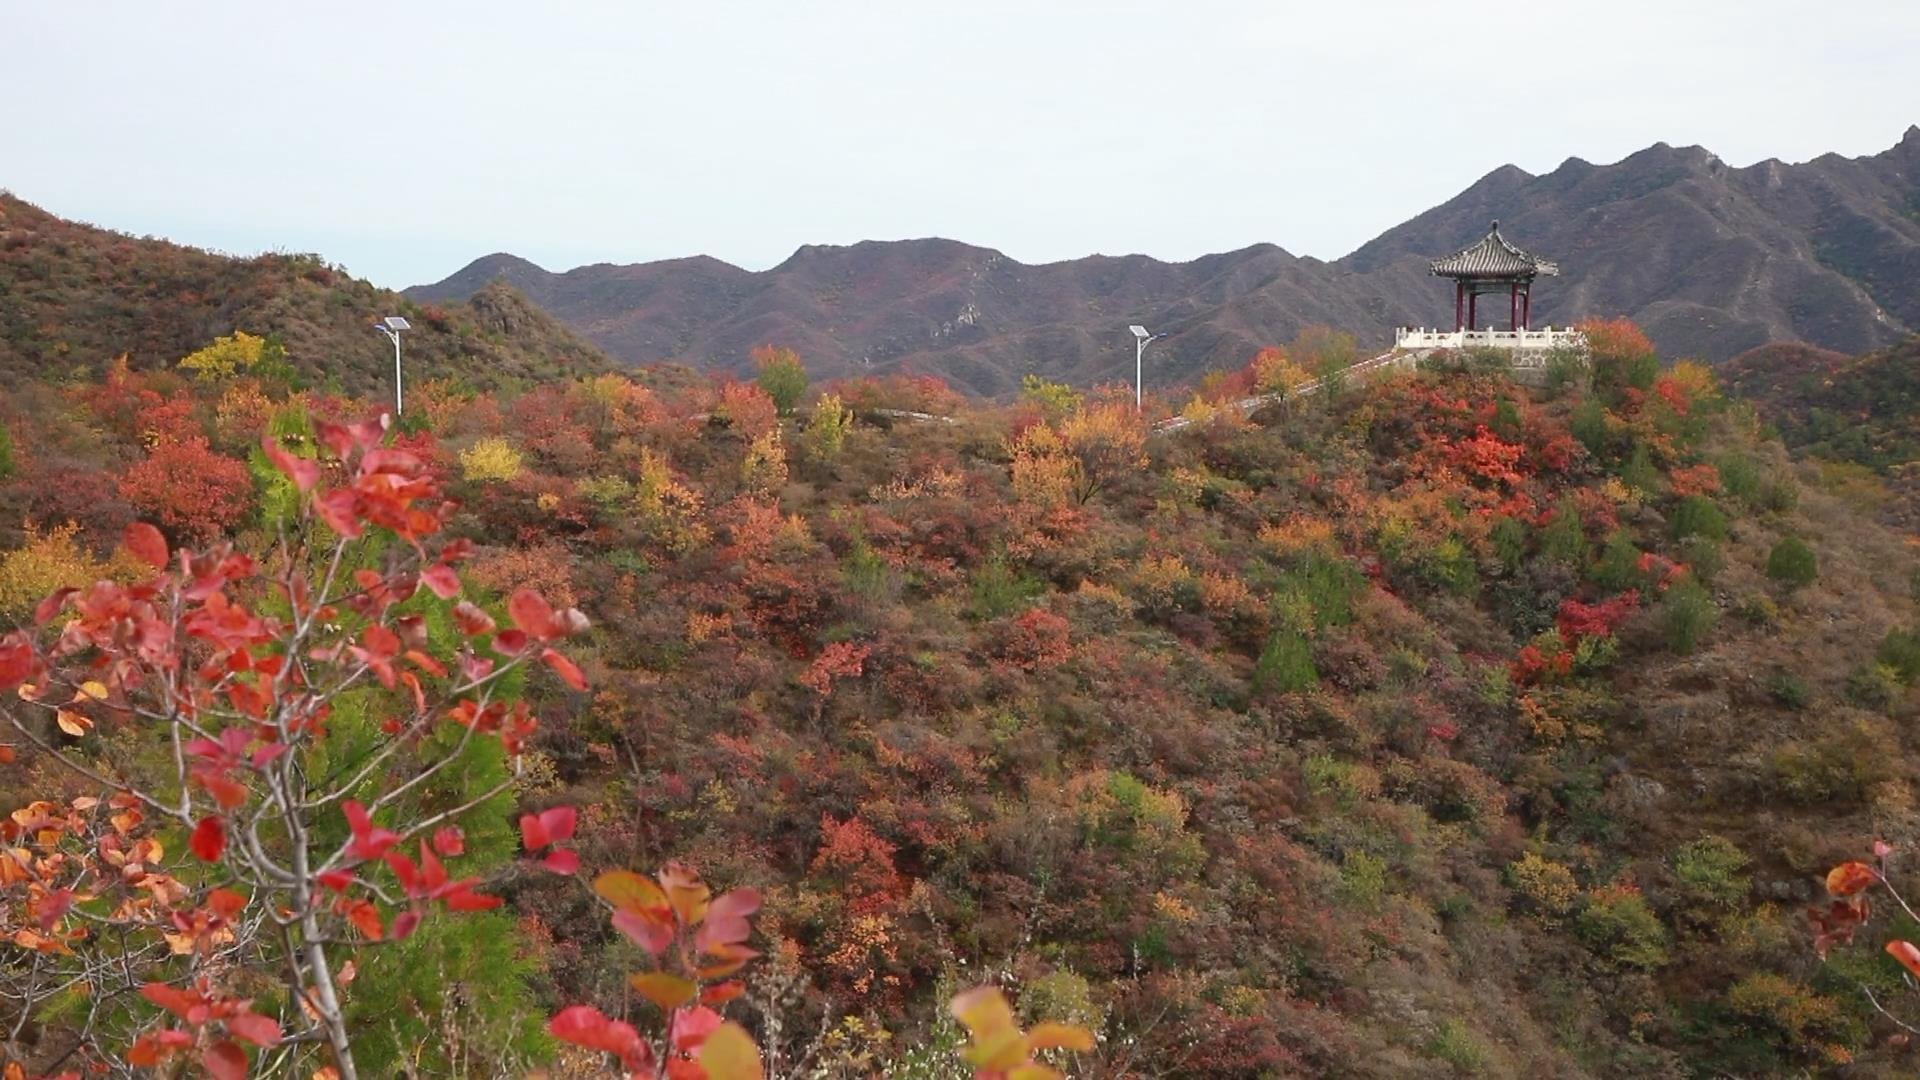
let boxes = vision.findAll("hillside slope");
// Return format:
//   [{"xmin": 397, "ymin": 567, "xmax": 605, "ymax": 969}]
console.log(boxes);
[
  {"xmin": 1723, "ymin": 335, "xmax": 1920, "ymax": 472},
  {"xmin": 409, "ymin": 129, "xmax": 1920, "ymax": 395},
  {"xmin": 0, "ymin": 193, "xmax": 615, "ymax": 396},
  {"xmin": 8, "ymin": 338, "xmax": 1920, "ymax": 1075}
]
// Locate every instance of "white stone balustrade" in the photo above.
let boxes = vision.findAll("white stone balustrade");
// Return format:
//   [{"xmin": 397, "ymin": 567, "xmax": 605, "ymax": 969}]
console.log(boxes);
[{"xmin": 1393, "ymin": 327, "xmax": 1586, "ymax": 351}]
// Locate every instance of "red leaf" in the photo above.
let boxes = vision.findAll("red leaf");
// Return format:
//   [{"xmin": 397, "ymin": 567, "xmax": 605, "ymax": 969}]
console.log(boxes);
[
  {"xmin": 519, "ymin": 812, "xmax": 551, "ymax": 851},
  {"xmin": 444, "ymin": 888, "xmax": 503, "ymax": 911},
  {"xmin": 452, "ymin": 600, "xmax": 496, "ymax": 636},
  {"xmin": 539, "ymin": 805, "xmax": 577, "ymax": 844},
  {"xmin": 542, "ymin": 647, "xmax": 588, "ymax": 691},
  {"xmin": 549, "ymin": 1006, "xmax": 651, "ymax": 1071},
  {"xmin": 1828, "ymin": 861, "xmax": 1879, "ymax": 897},
  {"xmin": 0, "ymin": 634, "xmax": 35, "ymax": 689},
  {"xmin": 32, "ymin": 588, "xmax": 76, "ymax": 627},
  {"xmin": 542, "ymin": 848, "xmax": 580, "ymax": 875},
  {"xmin": 141, "ymin": 982, "xmax": 200, "ymax": 1020},
  {"xmin": 391, "ymin": 909, "xmax": 421, "ymax": 941},
  {"xmin": 671, "ymin": 1006, "xmax": 724, "ymax": 1054},
  {"xmin": 700, "ymin": 981, "xmax": 746, "ymax": 1006},
  {"xmin": 343, "ymin": 799, "xmax": 399, "ymax": 860},
  {"xmin": 190, "ymin": 816, "xmax": 225, "ymax": 862},
  {"xmin": 318, "ymin": 870, "xmax": 355, "ymax": 892},
  {"xmin": 202, "ymin": 1040, "xmax": 248, "ymax": 1080},
  {"xmin": 123, "ymin": 522, "xmax": 170, "ymax": 570},
  {"xmin": 612, "ymin": 909, "xmax": 674, "ymax": 955},
  {"xmin": 421, "ymin": 563, "xmax": 461, "ymax": 600},
  {"xmin": 208, "ymin": 888, "xmax": 247, "ymax": 920},
  {"xmin": 261, "ymin": 434, "xmax": 321, "ymax": 492},
  {"xmin": 36, "ymin": 888, "xmax": 75, "ymax": 932},
  {"xmin": 432, "ymin": 825, "xmax": 465, "ymax": 857},
  {"xmin": 1889, "ymin": 939, "xmax": 1920, "ymax": 979},
  {"xmin": 508, "ymin": 589, "xmax": 556, "ymax": 640},
  {"xmin": 196, "ymin": 768, "xmax": 250, "ymax": 811},
  {"xmin": 225, "ymin": 1011, "xmax": 282, "ymax": 1048}
]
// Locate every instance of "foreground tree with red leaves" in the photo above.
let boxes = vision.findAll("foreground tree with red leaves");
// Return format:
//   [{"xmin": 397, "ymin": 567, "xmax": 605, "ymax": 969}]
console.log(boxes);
[
  {"xmin": 0, "ymin": 416, "xmax": 593, "ymax": 1078},
  {"xmin": 1812, "ymin": 843, "xmax": 1920, "ymax": 1057}
]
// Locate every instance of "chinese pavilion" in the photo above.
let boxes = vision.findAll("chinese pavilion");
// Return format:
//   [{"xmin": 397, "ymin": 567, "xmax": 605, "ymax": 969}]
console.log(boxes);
[{"xmin": 1430, "ymin": 221, "xmax": 1558, "ymax": 331}]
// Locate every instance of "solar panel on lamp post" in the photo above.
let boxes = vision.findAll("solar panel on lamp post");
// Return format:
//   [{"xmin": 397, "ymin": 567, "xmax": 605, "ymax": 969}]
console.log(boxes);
[
  {"xmin": 1129, "ymin": 324, "xmax": 1159, "ymax": 414},
  {"xmin": 374, "ymin": 316, "xmax": 412, "ymax": 418}
]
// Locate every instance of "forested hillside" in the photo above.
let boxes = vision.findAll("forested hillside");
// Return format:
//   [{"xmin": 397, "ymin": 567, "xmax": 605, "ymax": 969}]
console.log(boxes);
[
  {"xmin": 8, "ymin": 321, "xmax": 1920, "ymax": 1077},
  {"xmin": 0, "ymin": 193, "xmax": 614, "ymax": 397}
]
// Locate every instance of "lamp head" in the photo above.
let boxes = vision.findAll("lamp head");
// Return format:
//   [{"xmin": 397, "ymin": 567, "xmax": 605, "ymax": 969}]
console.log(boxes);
[{"xmin": 1128, "ymin": 324, "xmax": 1150, "ymax": 340}]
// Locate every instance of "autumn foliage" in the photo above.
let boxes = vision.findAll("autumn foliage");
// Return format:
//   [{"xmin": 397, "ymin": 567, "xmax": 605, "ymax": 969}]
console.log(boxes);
[{"xmin": 5, "ymin": 319, "xmax": 1920, "ymax": 1075}]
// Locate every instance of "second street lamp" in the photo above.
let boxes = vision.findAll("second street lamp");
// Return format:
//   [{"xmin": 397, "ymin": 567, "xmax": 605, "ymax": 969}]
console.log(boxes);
[
  {"xmin": 1128, "ymin": 324, "xmax": 1162, "ymax": 414},
  {"xmin": 374, "ymin": 316, "xmax": 412, "ymax": 417}
]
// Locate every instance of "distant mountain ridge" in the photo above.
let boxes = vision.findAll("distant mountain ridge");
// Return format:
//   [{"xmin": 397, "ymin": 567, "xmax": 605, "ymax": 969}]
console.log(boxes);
[{"xmin": 410, "ymin": 128, "xmax": 1920, "ymax": 397}]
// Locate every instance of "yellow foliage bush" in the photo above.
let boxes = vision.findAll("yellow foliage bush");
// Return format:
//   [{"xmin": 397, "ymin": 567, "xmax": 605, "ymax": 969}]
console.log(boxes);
[
  {"xmin": 804, "ymin": 393, "xmax": 853, "ymax": 460},
  {"xmin": 741, "ymin": 429, "xmax": 788, "ymax": 494},
  {"xmin": 178, "ymin": 330, "xmax": 267, "ymax": 379},
  {"xmin": 0, "ymin": 523, "xmax": 142, "ymax": 618},
  {"xmin": 1009, "ymin": 423, "xmax": 1077, "ymax": 509},
  {"xmin": 1508, "ymin": 852, "xmax": 1580, "ymax": 918},
  {"xmin": 1251, "ymin": 345, "xmax": 1313, "ymax": 396},
  {"xmin": 459, "ymin": 437, "xmax": 525, "ymax": 483},
  {"xmin": 635, "ymin": 448, "xmax": 711, "ymax": 555}
]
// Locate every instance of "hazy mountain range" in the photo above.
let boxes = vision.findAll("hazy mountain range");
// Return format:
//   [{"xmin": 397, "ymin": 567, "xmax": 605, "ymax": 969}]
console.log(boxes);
[{"xmin": 408, "ymin": 127, "xmax": 1920, "ymax": 397}]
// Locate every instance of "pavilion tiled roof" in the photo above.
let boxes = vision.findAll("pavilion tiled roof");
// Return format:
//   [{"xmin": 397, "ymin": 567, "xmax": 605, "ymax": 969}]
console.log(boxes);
[{"xmin": 1429, "ymin": 221, "xmax": 1559, "ymax": 278}]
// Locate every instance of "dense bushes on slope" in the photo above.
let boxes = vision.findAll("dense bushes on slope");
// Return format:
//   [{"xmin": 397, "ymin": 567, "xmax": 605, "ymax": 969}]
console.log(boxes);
[{"xmin": 6, "ymin": 327, "xmax": 1920, "ymax": 1076}]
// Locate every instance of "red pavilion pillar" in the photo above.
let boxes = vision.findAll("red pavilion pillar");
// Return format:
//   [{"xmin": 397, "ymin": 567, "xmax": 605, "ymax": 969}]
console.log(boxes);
[
  {"xmin": 1509, "ymin": 283, "xmax": 1518, "ymax": 331},
  {"xmin": 1522, "ymin": 287, "xmax": 1531, "ymax": 330},
  {"xmin": 1454, "ymin": 282, "xmax": 1464, "ymax": 330},
  {"xmin": 1467, "ymin": 291, "xmax": 1477, "ymax": 331}
]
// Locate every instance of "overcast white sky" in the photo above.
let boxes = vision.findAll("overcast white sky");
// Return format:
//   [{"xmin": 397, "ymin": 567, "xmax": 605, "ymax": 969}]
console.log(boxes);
[{"xmin": 6, "ymin": 2, "xmax": 1917, "ymax": 288}]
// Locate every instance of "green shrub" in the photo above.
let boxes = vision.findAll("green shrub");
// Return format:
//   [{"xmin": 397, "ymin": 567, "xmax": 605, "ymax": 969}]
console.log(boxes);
[
  {"xmin": 1846, "ymin": 663, "xmax": 1904, "ymax": 712},
  {"xmin": 1338, "ymin": 849, "xmax": 1388, "ymax": 908},
  {"xmin": 1538, "ymin": 498, "xmax": 1588, "ymax": 567},
  {"xmin": 1715, "ymin": 452, "xmax": 1761, "ymax": 505},
  {"xmin": 1876, "ymin": 627, "xmax": 1920, "ymax": 684},
  {"xmin": 1020, "ymin": 374, "xmax": 1082, "ymax": 418},
  {"xmin": 969, "ymin": 557, "xmax": 1044, "ymax": 619},
  {"xmin": 1274, "ymin": 552, "xmax": 1363, "ymax": 629},
  {"xmin": 1734, "ymin": 591, "xmax": 1780, "ymax": 626},
  {"xmin": 1570, "ymin": 398, "xmax": 1609, "ymax": 456},
  {"xmin": 1669, "ymin": 495, "xmax": 1729, "ymax": 542},
  {"xmin": 1764, "ymin": 537, "xmax": 1817, "ymax": 589},
  {"xmin": 1621, "ymin": 442, "xmax": 1661, "ymax": 494},
  {"xmin": 1757, "ymin": 475, "xmax": 1798, "ymax": 514},
  {"xmin": 754, "ymin": 345, "xmax": 809, "ymax": 413},
  {"xmin": 1590, "ymin": 531, "xmax": 1643, "ymax": 591},
  {"xmin": 1576, "ymin": 887, "xmax": 1670, "ymax": 970},
  {"xmin": 1253, "ymin": 629, "xmax": 1318, "ymax": 694},
  {"xmin": 1425, "ymin": 1018, "xmax": 1487, "ymax": 1074},
  {"xmin": 1419, "ymin": 536, "xmax": 1479, "ymax": 596},
  {"xmin": 0, "ymin": 422, "xmax": 13, "ymax": 480},
  {"xmin": 1490, "ymin": 515, "xmax": 1528, "ymax": 571},
  {"xmin": 1661, "ymin": 578, "xmax": 1718, "ymax": 655},
  {"xmin": 1544, "ymin": 347, "xmax": 1591, "ymax": 397},
  {"xmin": 1675, "ymin": 535, "xmax": 1724, "ymax": 583},
  {"xmin": 1672, "ymin": 835, "xmax": 1750, "ymax": 910},
  {"xmin": 1766, "ymin": 670, "xmax": 1809, "ymax": 709},
  {"xmin": 1766, "ymin": 726, "xmax": 1894, "ymax": 805}
]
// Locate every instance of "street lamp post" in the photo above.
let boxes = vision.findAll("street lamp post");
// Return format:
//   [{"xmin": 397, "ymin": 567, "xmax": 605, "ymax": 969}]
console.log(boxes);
[
  {"xmin": 1128, "ymin": 324, "xmax": 1162, "ymax": 413},
  {"xmin": 374, "ymin": 316, "xmax": 412, "ymax": 418}
]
